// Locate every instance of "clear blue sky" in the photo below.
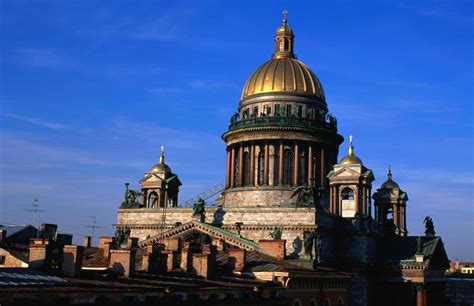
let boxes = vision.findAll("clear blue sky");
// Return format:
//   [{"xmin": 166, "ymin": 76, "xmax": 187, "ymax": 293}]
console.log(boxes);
[{"xmin": 0, "ymin": 1, "xmax": 472, "ymax": 260}]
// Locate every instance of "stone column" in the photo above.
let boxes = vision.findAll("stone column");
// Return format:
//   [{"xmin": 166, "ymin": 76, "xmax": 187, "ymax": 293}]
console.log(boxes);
[
  {"xmin": 320, "ymin": 147, "xmax": 325, "ymax": 188},
  {"xmin": 403, "ymin": 205, "xmax": 407, "ymax": 234},
  {"xmin": 264, "ymin": 142, "xmax": 269, "ymax": 185},
  {"xmin": 293, "ymin": 142, "xmax": 299, "ymax": 186},
  {"xmin": 329, "ymin": 185, "xmax": 334, "ymax": 213},
  {"xmin": 278, "ymin": 142, "xmax": 284, "ymax": 185},
  {"xmin": 238, "ymin": 144, "xmax": 244, "ymax": 187},
  {"xmin": 416, "ymin": 285, "xmax": 426, "ymax": 306},
  {"xmin": 230, "ymin": 146, "xmax": 235, "ymax": 188},
  {"xmin": 308, "ymin": 144, "xmax": 313, "ymax": 186},
  {"xmin": 226, "ymin": 149, "xmax": 230, "ymax": 188},
  {"xmin": 250, "ymin": 143, "xmax": 255, "ymax": 186},
  {"xmin": 362, "ymin": 186, "xmax": 366, "ymax": 216}
]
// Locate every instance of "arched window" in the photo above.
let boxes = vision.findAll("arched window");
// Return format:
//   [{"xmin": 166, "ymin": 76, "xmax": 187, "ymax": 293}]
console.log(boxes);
[
  {"xmin": 243, "ymin": 151, "xmax": 250, "ymax": 186},
  {"xmin": 258, "ymin": 150, "xmax": 265, "ymax": 185},
  {"xmin": 234, "ymin": 150, "xmax": 240, "ymax": 187},
  {"xmin": 279, "ymin": 39, "xmax": 284, "ymax": 52},
  {"xmin": 324, "ymin": 298, "xmax": 331, "ymax": 306},
  {"xmin": 310, "ymin": 300, "xmax": 317, "ymax": 306},
  {"xmin": 284, "ymin": 39, "xmax": 289, "ymax": 51},
  {"xmin": 283, "ymin": 149, "xmax": 294, "ymax": 185},
  {"xmin": 336, "ymin": 297, "xmax": 344, "ymax": 306},
  {"xmin": 293, "ymin": 299, "xmax": 301, "ymax": 306},
  {"xmin": 273, "ymin": 148, "xmax": 280, "ymax": 186},
  {"xmin": 341, "ymin": 188, "xmax": 354, "ymax": 200},
  {"xmin": 148, "ymin": 191, "xmax": 158, "ymax": 208}
]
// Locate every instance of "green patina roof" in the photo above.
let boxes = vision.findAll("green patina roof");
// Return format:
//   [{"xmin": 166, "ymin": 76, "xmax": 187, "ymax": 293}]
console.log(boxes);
[
  {"xmin": 379, "ymin": 236, "xmax": 449, "ymax": 269},
  {"xmin": 198, "ymin": 222, "xmax": 259, "ymax": 248}
]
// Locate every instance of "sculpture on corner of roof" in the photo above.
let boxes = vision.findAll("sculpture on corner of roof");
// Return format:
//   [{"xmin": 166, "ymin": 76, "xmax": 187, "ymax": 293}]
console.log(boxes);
[
  {"xmin": 291, "ymin": 181, "xmax": 323, "ymax": 209},
  {"xmin": 423, "ymin": 216, "xmax": 435, "ymax": 237},
  {"xmin": 192, "ymin": 198, "xmax": 206, "ymax": 217},
  {"xmin": 269, "ymin": 227, "xmax": 283, "ymax": 240},
  {"xmin": 303, "ymin": 230, "xmax": 315, "ymax": 259},
  {"xmin": 120, "ymin": 182, "xmax": 142, "ymax": 209},
  {"xmin": 115, "ymin": 226, "xmax": 131, "ymax": 247}
]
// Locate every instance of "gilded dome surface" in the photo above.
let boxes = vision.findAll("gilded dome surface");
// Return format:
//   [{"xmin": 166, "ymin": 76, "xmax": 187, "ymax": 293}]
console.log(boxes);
[
  {"xmin": 241, "ymin": 57, "xmax": 325, "ymax": 101},
  {"xmin": 340, "ymin": 154, "xmax": 363, "ymax": 166}
]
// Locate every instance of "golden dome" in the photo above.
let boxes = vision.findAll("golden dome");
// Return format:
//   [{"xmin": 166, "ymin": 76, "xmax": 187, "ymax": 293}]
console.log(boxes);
[
  {"xmin": 241, "ymin": 57, "xmax": 325, "ymax": 101},
  {"xmin": 148, "ymin": 146, "xmax": 171, "ymax": 174},
  {"xmin": 339, "ymin": 136, "xmax": 364, "ymax": 166}
]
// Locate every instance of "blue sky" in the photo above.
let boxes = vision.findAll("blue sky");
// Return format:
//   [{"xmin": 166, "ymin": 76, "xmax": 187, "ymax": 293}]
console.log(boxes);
[{"xmin": 0, "ymin": 1, "xmax": 472, "ymax": 260}]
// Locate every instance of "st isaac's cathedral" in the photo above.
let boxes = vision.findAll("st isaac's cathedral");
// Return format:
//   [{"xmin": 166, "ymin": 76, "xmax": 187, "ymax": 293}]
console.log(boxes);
[{"xmin": 115, "ymin": 13, "xmax": 449, "ymax": 306}]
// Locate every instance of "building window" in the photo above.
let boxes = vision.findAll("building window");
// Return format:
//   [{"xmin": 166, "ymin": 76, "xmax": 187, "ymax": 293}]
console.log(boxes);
[
  {"xmin": 293, "ymin": 299, "xmax": 302, "ymax": 306},
  {"xmin": 299, "ymin": 151, "xmax": 307, "ymax": 185},
  {"xmin": 263, "ymin": 104, "xmax": 271, "ymax": 116},
  {"xmin": 297, "ymin": 105, "xmax": 303, "ymax": 117},
  {"xmin": 258, "ymin": 150, "xmax": 265, "ymax": 186},
  {"xmin": 286, "ymin": 105, "xmax": 292, "ymax": 117},
  {"xmin": 283, "ymin": 149, "xmax": 294, "ymax": 185},
  {"xmin": 0, "ymin": 255, "xmax": 5, "ymax": 265},
  {"xmin": 324, "ymin": 298, "xmax": 331, "ymax": 306},
  {"xmin": 279, "ymin": 39, "xmax": 284, "ymax": 52},
  {"xmin": 253, "ymin": 106, "xmax": 258, "ymax": 117},
  {"xmin": 243, "ymin": 151, "xmax": 250, "ymax": 186},
  {"xmin": 148, "ymin": 191, "xmax": 158, "ymax": 208},
  {"xmin": 341, "ymin": 188, "xmax": 354, "ymax": 200},
  {"xmin": 310, "ymin": 300, "xmax": 317, "ymax": 306},
  {"xmin": 275, "ymin": 104, "xmax": 280, "ymax": 116},
  {"xmin": 337, "ymin": 297, "xmax": 344, "ymax": 306},
  {"xmin": 273, "ymin": 148, "xmax": 280, "ymax": 186},
  {"xmin": 234, "ymin": 150, "xmax": 240, "ymax": 187}
]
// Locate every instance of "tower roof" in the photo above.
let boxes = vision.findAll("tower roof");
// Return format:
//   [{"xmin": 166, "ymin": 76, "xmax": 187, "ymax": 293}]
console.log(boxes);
[
  {"xmin": 148, "ymin": 145, "xmax": 172, "ymax": 174},
  {"xmin": 380, "ymin": 166, "xmax": 400, "ymax": 189},
  {"xmin": 339, "ymin": 136, "xmax": 364, "ymax": 166}
]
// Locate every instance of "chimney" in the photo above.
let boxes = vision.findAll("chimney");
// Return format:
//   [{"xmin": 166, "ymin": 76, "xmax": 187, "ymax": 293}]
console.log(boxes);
[
  {"xmin": 161, "ymin": 250, "xmax": 178, "ymax": 271},
  {"xmin": 98, "ymin": 236, "xmax": 114, "ymax": 258},
  {"xmin": 192, "ymin": 244, "xmax": 217, "ymax": 279},
  {"xmin": 126, "ymin": 237, "xmax": 139, "ymax": 249},
  {"xmin": 40, "ymin": 224, "xmax": 58, "ymax": 240},
  {"xmin": 109, "ymin": 249, "xmax": 136, "ymax": 277},
  {"xmin": 83, "ymin": 236, "xmax": 91, "ymax": 248},
  {"xmin": 62, "ymin": 245, "xmax": 84, "ymax": 277},
  {"xmin": 56, "ymin": 233, "xmax": 73, "ymax": 245},
  {"xmin": 29, "ymin": 238, "xmax": 52, "ymax": 269},
  {"xmin": 0, "ymin": 230, "xmax": 6, "ymax": 247},
  {"xmin": 228, "ymin": 248, "xmax": 246, "ymax": 271},
  {"xmin": 258, "ymin": 239, "xmax": 286, "ymax": 259}
]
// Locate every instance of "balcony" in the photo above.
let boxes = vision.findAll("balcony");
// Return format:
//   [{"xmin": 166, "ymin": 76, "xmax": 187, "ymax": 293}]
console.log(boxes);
[{"xmin": 228, "ymin": 115, "xmax": 338, "ymax": 132}]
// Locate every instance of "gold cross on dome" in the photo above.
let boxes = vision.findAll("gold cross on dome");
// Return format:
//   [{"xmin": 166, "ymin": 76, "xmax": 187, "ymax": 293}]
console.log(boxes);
[
  {"xmin": 282, "ymin": 9, "xmax": 288, "ymax": 20},
  {"xmin": 160, "ymin": 145, "xmax": 165, "ymax": 154}
]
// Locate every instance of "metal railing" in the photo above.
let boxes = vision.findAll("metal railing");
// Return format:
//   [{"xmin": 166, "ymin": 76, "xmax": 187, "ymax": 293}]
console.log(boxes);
[{"xmin": 228, "ymin": 116, "xmax": 337, "ymax": 132}]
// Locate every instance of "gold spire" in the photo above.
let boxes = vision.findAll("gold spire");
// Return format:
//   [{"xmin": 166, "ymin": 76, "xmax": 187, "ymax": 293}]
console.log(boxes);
[
  {"xmin": 159, "ymin": 145, "xmax": 165, "ymax": 164},
  {"xmin": 348, "ymin": 135, "xmax": 354, "ymax": 156}
]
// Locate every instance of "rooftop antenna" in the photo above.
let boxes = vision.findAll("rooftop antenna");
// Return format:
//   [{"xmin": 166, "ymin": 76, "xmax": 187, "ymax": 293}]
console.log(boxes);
[
  {"xmin": 84, "ymin": 216, "xmax": 103, "ymax": 243},
  {"xmin": 25, "ymin": 198, "xmax": 46, "ymax": 227}
]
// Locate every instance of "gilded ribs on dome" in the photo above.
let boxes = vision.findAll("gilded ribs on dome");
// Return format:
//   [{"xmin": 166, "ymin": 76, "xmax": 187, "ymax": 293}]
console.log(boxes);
[{"xmin": 241, "ymin": 57, "xmax": 325, "ymax": 101}]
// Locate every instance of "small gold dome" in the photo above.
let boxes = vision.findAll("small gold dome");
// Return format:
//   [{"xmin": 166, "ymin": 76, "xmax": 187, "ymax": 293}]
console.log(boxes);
[
  {"xmin": 339, "ymin": 135, "xmax": 363, "ymax": 166},
  {"xmin": 241, "ymin": 57, "xmax": 325, "ymax": 101},
  {"xmin": 276, "ymin": 23, "xmax": 293, "ymax": 35}
]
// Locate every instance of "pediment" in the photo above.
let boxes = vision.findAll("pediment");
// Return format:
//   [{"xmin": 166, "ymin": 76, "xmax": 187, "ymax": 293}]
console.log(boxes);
[
  {"xmin": 333, "ymin": 166, "xmax": 361, "ymax": 177},
  {"xmin": 139, "ymin": 221, "xmax": 258, "ymax": 251},
  {"xmin": 140, "ymin": 173, "xmax": 164, "ymax": 184}
]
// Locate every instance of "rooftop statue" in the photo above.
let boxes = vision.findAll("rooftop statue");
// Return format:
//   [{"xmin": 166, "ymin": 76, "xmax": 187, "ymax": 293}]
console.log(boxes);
[
  {"xmin": 120, "ymin": 183, "xmax": 142, "ymax": 209},
  {"xmin": 192, "ymin": 198, "xmax": 206, "ymax": 217},
  {"xmin": 269, "ymin": 227, "xmax": 283, "ymax": 240},
  {"xmin": 291, "ymin": 182, "xmax": 323, "ymax": 209},
  {"xmin": 303, "ymin": 230, "xmax": 315, "ymax": 259},
  {"xmin": 424, "ymin": 216, "xmax": 436, "ymax": 236},
  {"xmin": 115, "ymin": 226, "xmax": 131, "ymax": 247}
]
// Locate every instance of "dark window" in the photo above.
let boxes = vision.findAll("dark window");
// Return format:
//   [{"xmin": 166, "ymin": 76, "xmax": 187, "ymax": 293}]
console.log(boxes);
[
  {"xmin": 324, "ymin": 299, "xmax": 331, "ymax": 306},
  {"xmin": 341, "ymin": 188, "xmax": 354, "ymax": 200},
  {"xmin": 275, "ymin": 104, "xmax": 280, "ymax": 116},
  {"xmin": 297, "ymin": 105, "xmax": 303, "ymax": 117},
  {"xmin": 273, "ymin": 148, "xmax": 280, "ymax": 186},
  {"xmin": 283, "ymin": 149, "xmax": 294, "ymax": 185},
  {"xmin": 253, "ymin": 106, "xmax": 258, "ymax": 116},
  {"xmin": 234, "ymin": 150, "xmax": 240, "ymax": 186},
  {"xmin": 258, "ymin": 150, "xmax": 265, "ymax": 185},
  {"xmin": 286, "ymin": 105, "xmax": 292, "ymax": 117},
  {"xmin": 337, "ymin": 298, "xmax": 344, "ymax": 306},
  {"xmin": 0, "ymin": 255, "xmax": 5, "ymax": 265},
  {"xmin": 243, "ymin": 152, "xmax": 250, "ymax": 186}
]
